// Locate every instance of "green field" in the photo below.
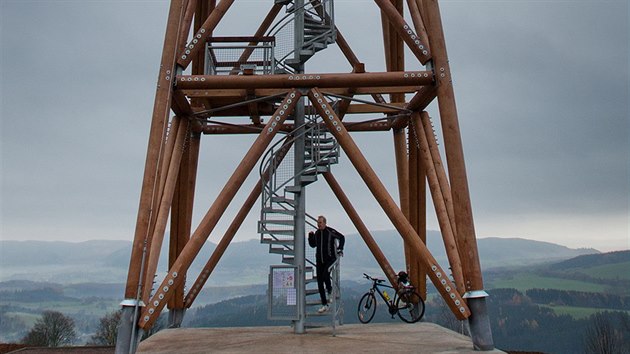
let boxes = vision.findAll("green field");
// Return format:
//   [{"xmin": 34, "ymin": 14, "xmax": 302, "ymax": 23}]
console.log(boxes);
[
  {"xmin": 541, "ymin": 304, "xmax": 630, "ymax": 319},
  {"xmin": 488, "ymin": 273, "xmax": 606, "ymax": 293},
  {"xmin": 572, "ymin": 261, "xmax": 630, "ymax": 280}
]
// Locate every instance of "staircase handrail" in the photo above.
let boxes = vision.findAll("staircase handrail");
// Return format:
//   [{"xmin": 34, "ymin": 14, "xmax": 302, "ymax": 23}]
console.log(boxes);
[
  {"xmin": 328, "ymin": 251, "xmax": 342, "ymax": 335},
  {"xmin": 259, "ymin": 117, "xmax": 338, "ymax": 205},
  {"xmin": 266, "ymin": 0, "xmax": 334, "ymax": 68}
]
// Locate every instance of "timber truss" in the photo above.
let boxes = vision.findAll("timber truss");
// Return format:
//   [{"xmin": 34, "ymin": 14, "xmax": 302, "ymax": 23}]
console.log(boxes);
[{"xmin": 117, "ymin": 0, "xmax": 494, "ymax": 352}]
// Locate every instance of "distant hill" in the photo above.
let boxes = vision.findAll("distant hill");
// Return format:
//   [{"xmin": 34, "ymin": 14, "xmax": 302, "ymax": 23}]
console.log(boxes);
[
  {"xmin": 552, "ymin": 250, "xmax": 630, "ymax": 270},
  {"xmin": 486, "ymin": 250, "xmax": 629, "ymax": 296},
  {"xmin": 0, "ymin": 232, "xmax": 600, "ymax": 285}
]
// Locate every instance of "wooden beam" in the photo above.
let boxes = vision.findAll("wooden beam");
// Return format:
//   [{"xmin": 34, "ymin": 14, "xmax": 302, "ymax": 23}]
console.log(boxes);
[
  {"xmin": 139, "ymin": 90, "xmax": 302, "ymax": 329},
  {"xmin": 125, "ymin": 0, "xmax": 186, "ymax": 299},
  {"xmin": 308, "ymin": 88, "xmax": 470, "ymax": 319},
  {"xmin": 176, "ymin": 71, "xmax": 433, "ymax": 90},
  {"xmin": 177, "ymin": 0, "xmax": 198, "ymax": 54},
  {"xmin": 374, "ymin": 0, "xmax": 431, "ymax": 64},
  {"xmin": 406, "ymin": 0, "xmax": 430, "ymax": 56},
  {"xmin": 184, "ymin": 138, "xmax": 293, "ymax": 307},
  {"xmin": 177, "ymin": 0, "xmax": 236, "ymax": 68},
  {"xmin": 422, "ymin": 0, "xmax": 484, "ymax": 292},
  {"xmin": 181, "ymin": 86, "xmax": 420, "ymax": 99},
  {"xmin": 142, "ymin": 119, "xmax": 190, "ymax": 302},
  {"xmin": 421, "ymin": 112, "xmax": 457, "ymax": 238},
  {"xmin": 323, "ymin": 172, "xmax": 398, "ymax": 287},
  {"xmin": 411, "ymin": 112, "xmax": 464, "ymax": 293},
  {"xmin": 168, "ymin": 131, "xmax": 200, "ymax": 311}
]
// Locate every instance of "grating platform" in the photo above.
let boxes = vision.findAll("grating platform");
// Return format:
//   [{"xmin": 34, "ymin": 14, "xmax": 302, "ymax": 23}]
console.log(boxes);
[{"xmin": 137, "ymin": 322, "xmax": 506, "ymax": 353}]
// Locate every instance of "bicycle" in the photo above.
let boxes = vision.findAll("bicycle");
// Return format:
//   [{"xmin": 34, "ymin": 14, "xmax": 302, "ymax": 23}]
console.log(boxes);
[{"xmin": 357, "ymin": 272, "xmax": 425, "ymax": 324}]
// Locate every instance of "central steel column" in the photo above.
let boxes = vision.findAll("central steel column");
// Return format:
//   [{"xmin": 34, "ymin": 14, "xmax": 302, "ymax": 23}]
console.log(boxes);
[
  {"xmin": 293, "ymin": 93, "xmax": 307, "ymax": 334},
  {"xmin": 292, "ymin": 0, "xmax": 307, "ymax": 334}
]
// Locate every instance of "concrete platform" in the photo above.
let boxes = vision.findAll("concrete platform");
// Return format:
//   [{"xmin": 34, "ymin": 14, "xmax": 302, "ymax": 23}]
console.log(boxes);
[{"xmin": 137, "ymin": 323, "xmax": 506, "ymax": 353}]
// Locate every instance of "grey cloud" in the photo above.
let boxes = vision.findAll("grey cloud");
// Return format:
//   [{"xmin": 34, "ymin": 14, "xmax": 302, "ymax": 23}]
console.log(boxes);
[{"xmin": 1, "ymin": 1, "xmax": 628, "ymax": 250}]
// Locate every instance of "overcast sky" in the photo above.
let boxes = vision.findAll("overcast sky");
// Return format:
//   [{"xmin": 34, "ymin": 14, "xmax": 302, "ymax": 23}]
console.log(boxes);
[{"xmin": 1, "ymin": 0, "xmax": 628, "ymax": 252}]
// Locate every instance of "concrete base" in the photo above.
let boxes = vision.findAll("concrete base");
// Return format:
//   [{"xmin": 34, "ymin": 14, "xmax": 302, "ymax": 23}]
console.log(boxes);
[{"xmin": 137, "ymin": 323, "xmax": 506, "ymax": 353}]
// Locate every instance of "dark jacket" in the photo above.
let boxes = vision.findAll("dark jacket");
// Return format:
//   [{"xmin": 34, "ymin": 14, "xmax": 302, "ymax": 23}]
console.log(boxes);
[{"xmin": 308, "ymin": 227, "xmax": 345, "ymax": 265}]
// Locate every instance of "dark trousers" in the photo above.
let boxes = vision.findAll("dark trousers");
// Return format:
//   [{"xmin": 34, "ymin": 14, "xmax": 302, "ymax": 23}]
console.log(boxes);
[{"xmin": 316, "ymin": 262, "xmax": 332, "ymax": 305}]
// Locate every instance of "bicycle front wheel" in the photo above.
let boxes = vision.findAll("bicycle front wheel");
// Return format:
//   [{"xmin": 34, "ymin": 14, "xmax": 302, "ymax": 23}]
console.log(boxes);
[
  {"xmin": 396, "ymin": 290, "xmax": 425, "ymax": 323},
  {"xmin": 357, "ymin": 292, "xmax": 377, "ymax": 324}
]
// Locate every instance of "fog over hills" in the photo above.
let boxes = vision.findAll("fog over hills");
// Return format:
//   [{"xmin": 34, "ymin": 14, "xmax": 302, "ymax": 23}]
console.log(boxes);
[{"xmin": 0, "ymin": 231, "xmax": 598, "ymax": 286}]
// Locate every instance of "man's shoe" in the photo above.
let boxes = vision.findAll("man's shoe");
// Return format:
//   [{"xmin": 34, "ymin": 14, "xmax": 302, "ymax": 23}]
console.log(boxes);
[{"xmin": 317, "ymin": 304, "xmax": 329, "ymax": 313}]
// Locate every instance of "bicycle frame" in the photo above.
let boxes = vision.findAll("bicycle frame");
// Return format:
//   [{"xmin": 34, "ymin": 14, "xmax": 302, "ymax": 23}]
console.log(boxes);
[{"xmin": 367, "ymin": 277, "xmax": 399, "ymax": 315}]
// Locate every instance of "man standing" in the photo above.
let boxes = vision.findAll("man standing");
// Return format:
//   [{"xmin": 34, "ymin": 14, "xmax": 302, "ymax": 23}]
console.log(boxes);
[{"xmin": 308, "ymin": 215, "xmax": 345, "ymax": 313}]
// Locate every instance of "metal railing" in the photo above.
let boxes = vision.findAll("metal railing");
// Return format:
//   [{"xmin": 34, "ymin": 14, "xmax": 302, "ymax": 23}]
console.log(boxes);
[{"xmin": 205, "ymin": 37, "xmax": 276, "ymax": 75}]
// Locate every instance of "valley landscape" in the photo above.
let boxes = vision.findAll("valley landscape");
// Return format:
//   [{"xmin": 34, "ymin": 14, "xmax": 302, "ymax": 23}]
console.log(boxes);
[{"xmin": 1, "ymin": 231, "xmax": 628, "ymax": 353}]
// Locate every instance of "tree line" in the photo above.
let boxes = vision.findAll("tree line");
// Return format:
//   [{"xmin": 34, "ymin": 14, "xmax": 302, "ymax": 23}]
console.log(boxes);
[{"xmin": 7, "ymin": 286, "xmax": 630, "ymax": 353}]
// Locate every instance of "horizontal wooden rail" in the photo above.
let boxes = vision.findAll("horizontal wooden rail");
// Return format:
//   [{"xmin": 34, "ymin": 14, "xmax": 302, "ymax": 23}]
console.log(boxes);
[{"xmin": 176, "ymin": 71, "xmax": 433, "ymax": 90}]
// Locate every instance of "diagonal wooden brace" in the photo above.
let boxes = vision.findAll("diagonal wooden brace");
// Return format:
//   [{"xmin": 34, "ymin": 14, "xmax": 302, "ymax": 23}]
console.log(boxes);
[
  {"xmin": 138, "ymin": 90, "xmax": 302, "ymax": 329},
  {"xmin": 374, "ymin": 0, "xmax": 432, "ymax": 64},
  {"xmin": 177, "ymin": 0, "xmax": 236, "ymax": 69},
  {"xmin": 307, "ymin": 88, "xmax": 470, "ymax": 319},
  {"xmin": 183, "ymin": 138, "xmax": 294, "ymax": 307},
  {"xmin": 323, "ymin": 172, "xmax": 398, "ymax": 288}
]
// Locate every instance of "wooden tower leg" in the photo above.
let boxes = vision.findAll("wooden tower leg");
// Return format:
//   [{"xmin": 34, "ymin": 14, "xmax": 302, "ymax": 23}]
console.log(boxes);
[
  {"xmin": 422, "ymin": 0, "xmax": 494, "ymax": 349},
  {"xmin": 408, "ymin": 125, "xmax": 427, "ymax": 298},
  {"xmin": 116, "ymin": 1, "xmax": 187, "ymax": 353},
  {"xmin": 167, "ymin": 131, "xmax": 200, "ymax": 328}
]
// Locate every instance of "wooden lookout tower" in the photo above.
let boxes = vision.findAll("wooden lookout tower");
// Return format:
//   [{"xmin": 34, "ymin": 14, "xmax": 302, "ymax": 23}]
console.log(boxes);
[{"xmin": 115, "ymin": 0, "xmax": 495, "ymax": 352}]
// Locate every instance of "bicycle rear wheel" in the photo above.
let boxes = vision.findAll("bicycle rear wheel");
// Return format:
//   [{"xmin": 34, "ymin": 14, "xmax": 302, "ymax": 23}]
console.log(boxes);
[
  {"xmin": 396, "ymin": 290, "xmax": 425, "ymax": 323},
  {"xmin": 357, "ymin": 292, "xmax": 377, "ymax": 324}
]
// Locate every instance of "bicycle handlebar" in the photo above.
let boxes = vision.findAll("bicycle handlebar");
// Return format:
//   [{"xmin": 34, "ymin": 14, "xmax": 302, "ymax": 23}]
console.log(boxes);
[{"xmin": 362, "ymin": 273, "xmax": 384, "ymax": 283}]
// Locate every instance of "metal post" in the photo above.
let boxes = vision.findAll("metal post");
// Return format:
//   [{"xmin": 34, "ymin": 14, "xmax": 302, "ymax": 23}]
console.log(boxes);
[
  {"xmin": 293, "ymin": 94, "xmax": 306, "ymax": 334},
  {"xmin": 292, "ymin": 0, "xmax": 307, "ymax": 334}
]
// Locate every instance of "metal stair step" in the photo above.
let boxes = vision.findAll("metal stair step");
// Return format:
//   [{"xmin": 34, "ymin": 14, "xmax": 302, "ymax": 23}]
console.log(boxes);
[
  {"xmin": 304, "ymin": 22, "xmax": 330, "ymax": 29},
  {"xmin": 306, "ymin": 289, "xmax": 319, "ymax": 296},
  {"xmin": 309, "ymin": 42, "xmax": 327, "ymax": 50},
  {"xmin": 260, "ymin": 219, "xmax": 294, "ymax": 226},
  {"xmin": 269, "ymin": 247, "xmax": 294, "ymax": 255},
  {"xmin": 284, "ymin": 185, "xmax": 302, "ymax": 193},
  {"xmin": 303, "ymin": 165, "xmax": 330, "ymax": 174},
  {"xmin": 305, "ymin": 143, "xmax": 336, "ymax": 150},
  {"xmin": 262, "ymin": 207, "xmax": 296, "ymax": 215},
  {"xmin": 304, "ymin": 28, "xmax": 328, "ymax": 35},
  {"xmin": 300, "ymin": 174, "xmax": 317, "ymax": 183},
  {"xmin": 261, "ymin": 237, "xmax": 295, "ymax": 245},
  {"xmin": 270, "ymin": 196, "xmax": 295, "ymax": 205},
  {"xmin": 260, "ymin": 229, "xmax": 295, "ymax": 235},
  {"xmin": 306, "ymin": 137, "xmax": 335, "ymax": 144}
]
